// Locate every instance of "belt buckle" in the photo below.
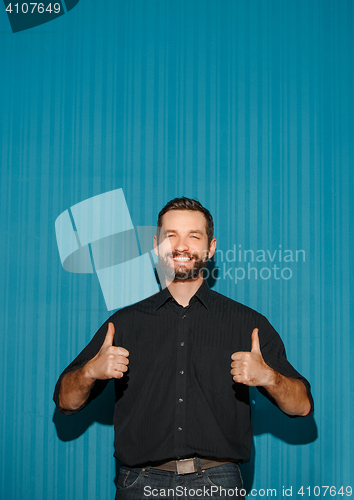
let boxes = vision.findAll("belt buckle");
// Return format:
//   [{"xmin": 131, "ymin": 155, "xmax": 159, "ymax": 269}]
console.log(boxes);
[{"xmin": 176, "ymin": 458, "xmax": 196, "ymax": 475}]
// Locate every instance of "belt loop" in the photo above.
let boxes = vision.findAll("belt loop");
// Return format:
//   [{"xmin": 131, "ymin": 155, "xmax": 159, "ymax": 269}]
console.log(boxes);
[
  {"xmin": 195, "ymin": 457, "xmax": 203, "ymax": 477},
  {"xmin": 143, "ymin": 465, "xmax": 151, "ymax": 477}
]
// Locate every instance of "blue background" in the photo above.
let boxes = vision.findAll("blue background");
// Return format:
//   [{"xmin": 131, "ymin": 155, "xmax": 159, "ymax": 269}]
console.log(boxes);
[{"xmin": 0, "ymin": 1, "xmax": 353, "ymax": 498}]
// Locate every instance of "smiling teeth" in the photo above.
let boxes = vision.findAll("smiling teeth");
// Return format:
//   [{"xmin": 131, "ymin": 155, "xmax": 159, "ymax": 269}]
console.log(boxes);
[{"xmin": 174, "ymin": 257, "xmax": 191, "ymax": 261}]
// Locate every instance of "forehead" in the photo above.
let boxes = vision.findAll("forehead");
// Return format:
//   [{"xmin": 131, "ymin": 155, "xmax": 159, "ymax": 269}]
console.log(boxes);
[{"xmin": 160, "ymin": 210, "xmax": 208, "ymax": 234}]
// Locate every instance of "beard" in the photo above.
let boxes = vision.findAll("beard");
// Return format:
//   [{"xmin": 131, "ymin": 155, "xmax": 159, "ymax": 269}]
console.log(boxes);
[{"xmin": 158, "ymin": 250, "xmax": 209, "ymax": 282}]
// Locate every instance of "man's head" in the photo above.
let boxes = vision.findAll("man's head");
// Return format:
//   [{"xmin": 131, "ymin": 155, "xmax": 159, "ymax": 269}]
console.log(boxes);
[
  {"xmin": 154, "ymin": 197, "xmax": 216, "ymax": 282},
  {"xmin": 156, "ymin": 197, "xmax": 214, "ymax": 246}
]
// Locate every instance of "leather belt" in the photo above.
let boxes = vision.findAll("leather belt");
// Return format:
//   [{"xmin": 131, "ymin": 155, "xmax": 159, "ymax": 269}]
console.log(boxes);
[{"xmin": 150, "ymin": 457, "xmax": 230, "ymax": 475}]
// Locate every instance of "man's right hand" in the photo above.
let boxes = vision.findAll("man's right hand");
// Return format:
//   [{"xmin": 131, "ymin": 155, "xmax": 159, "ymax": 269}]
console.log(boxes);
[
  {"xmin": 58, "ymin": 322, "xmax": 129, "ymax": 410},
  {"xmin": 85, "ymin": 322, "xmax": 129, "ymax": 381}
]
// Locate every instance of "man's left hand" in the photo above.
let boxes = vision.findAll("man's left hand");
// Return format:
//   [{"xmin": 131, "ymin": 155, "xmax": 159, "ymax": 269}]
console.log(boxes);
[{"xmin": 230, "ymin": 328, "xmax": 274, "ymax": 386}]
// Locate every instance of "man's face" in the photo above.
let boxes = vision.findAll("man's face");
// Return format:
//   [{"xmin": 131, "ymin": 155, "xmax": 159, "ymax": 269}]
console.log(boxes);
[{"xmin": 154, "ymin": 210, "xmax": 216, "ymax": 282}]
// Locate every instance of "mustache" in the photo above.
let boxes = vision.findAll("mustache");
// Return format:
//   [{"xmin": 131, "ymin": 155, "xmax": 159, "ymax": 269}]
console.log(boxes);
[{"xmin": 169, "ymin": 251, "xmax": 209, "ymax": 260}]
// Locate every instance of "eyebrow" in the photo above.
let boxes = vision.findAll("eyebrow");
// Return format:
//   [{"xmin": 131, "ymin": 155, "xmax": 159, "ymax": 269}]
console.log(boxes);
[{"xmin": 164, "ymin": 229, "xmax": 205, "ymax": 235}]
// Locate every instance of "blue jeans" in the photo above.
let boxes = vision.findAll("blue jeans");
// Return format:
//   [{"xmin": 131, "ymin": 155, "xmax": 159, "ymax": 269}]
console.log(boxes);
[{"xmin": 115, "ymin": 460, "xmax": 245, "ymax": 499}]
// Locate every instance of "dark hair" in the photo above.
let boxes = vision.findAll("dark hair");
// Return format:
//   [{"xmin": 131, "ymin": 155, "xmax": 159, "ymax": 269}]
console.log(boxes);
[{"xmin": 157, "ymin": 197, "xmax": 214, "ymax": 245}]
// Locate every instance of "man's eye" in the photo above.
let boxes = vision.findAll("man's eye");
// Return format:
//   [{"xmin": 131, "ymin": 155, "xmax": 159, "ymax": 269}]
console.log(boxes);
[
  {"xmin": 168, "ymin": 234, "xmax": 175, "ymax": 238},
  {"xmin": 191, "ymin": 235, "xmax": 200, "ymax": 239}
]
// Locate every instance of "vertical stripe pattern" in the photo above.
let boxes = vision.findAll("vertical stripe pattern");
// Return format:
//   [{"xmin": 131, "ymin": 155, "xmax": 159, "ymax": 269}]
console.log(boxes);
[{"xmin": 0, "ymin": 0, "xmax": 353, "ymax": 498}]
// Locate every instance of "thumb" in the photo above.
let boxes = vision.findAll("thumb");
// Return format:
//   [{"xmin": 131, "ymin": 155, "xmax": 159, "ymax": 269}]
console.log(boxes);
[
  {"xmin": 251, "ymin": 328, "xmax": 261, "ymax": 353},
  {"xmin": 102, "ymin": 322, "xmax": 115, "ymax": 347}
]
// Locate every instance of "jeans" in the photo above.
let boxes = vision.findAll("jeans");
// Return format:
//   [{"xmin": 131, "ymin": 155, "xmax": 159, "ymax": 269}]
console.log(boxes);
[{"xmin": 115, "ymin": 459, "xmax": 245, "ymax": 500}]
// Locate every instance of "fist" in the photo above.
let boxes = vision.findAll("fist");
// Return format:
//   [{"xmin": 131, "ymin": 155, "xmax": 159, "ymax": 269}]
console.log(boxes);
[
  {"xmin": 230, "ymin": 328, "xmax": 273, "ymax": 387},
  {"xmin": 86, "ymin": 322, "xmax": 129, "ymax": 380}
]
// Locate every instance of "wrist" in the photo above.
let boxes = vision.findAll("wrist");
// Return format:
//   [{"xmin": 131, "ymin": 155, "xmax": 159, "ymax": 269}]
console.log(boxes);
[
  {"xmin": 81, "ymin": 361, "xmax": 97, "ymax": 383},
  {"xmin": 262, "ymin": 367, "xmax": 281, "ymax": 389}
]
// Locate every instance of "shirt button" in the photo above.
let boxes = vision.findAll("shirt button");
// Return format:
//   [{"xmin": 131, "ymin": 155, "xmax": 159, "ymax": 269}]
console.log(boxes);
[
  {"xmin": 182, "ymin": 314, "xmax": 186, "ymax": 319},
  {"xmin": 179, "ymin": 398, "xmax": 183, "ymax": 403},
  {"xmin": 179, "ymin": 370, "xmax": 184, "ymax": 375},
  {"xmin": 178, "ymin": 427, "xmax": 182, "ymax": 432},
  {"xmin": 180, "ymin": 341, "xmax": 184, "ymax": 346}
]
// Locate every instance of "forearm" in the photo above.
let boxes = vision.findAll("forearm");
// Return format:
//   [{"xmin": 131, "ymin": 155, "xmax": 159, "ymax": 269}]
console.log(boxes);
[
  {"xmin": 58, "ymin": 363, "xmax": 96, "ymax": 411},
  {"xmin": 263, "ymin": 371, "xmax": 311, "ymax": 416}
]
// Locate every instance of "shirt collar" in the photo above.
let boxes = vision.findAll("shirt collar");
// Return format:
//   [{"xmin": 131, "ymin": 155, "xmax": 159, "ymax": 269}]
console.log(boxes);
[
  {"xmin": 154, "ymin": 280, "xmax": 212, "ymax": 310},
  {"xmin": 194, "ymin": 279, "xmax": 212, "ymax": 309}
]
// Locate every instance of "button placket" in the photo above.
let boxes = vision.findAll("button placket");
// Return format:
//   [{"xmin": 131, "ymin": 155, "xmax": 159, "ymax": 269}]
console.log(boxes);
[{"xmin": 174, "ymin": 309, "xmax": 189, "ymax": 455}]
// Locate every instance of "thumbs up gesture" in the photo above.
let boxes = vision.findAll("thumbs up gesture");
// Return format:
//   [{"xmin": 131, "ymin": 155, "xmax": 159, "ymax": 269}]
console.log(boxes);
[
  {"xmin": 230, "ymin": 329, "xmax": 273, "ymax": 386},
  {"xmin": 85, "ymin": 322, "xmax": 129, "ymax": 381}
]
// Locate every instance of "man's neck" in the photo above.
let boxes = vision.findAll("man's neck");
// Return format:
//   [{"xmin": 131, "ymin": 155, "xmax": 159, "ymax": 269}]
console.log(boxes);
[{"xmin": 167, "ymin": 277, "xmax": 204, "ymax": 307}]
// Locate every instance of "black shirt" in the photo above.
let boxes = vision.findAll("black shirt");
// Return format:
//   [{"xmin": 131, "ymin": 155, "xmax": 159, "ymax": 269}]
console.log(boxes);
[{"xmin": 53, "ymin": 281, "xmax": 313, "ymax": 466}]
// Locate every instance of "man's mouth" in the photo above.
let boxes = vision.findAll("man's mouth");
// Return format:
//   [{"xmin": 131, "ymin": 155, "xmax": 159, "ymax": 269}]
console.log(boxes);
[
  {"xmin": 170, "ymin": 254, "xmax": 194, "ymax": 263},
  {"xmin": 159, "ymin": 251, "xmax": 207, "ymax": 281}
]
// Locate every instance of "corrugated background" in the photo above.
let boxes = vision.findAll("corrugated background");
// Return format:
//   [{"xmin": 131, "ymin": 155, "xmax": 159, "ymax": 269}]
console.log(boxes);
[{"xmin": 0, "ymin": 0, "xmax": 353, "ymax": 498}]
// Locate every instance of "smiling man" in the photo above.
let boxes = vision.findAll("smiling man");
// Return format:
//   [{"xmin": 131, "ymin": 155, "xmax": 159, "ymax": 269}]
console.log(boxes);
[
  {"xmin": 54, "ymin": 197, "xmax": 313, "ymax": 500},
  {"xmin": 154, "ymin": 206, "xmax": 216, "ymax": 303}
]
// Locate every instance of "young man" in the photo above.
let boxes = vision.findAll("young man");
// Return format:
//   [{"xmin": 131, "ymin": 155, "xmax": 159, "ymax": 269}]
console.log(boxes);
[{"xmin": 54, "ymin": 197, "xmax": 313, "ymax": 499}]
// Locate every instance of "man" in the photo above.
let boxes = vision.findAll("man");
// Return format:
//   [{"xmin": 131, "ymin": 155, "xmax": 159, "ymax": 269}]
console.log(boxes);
[{"xmin": 54, "ymin": 197, "xmax": 313, "ymax": 499}]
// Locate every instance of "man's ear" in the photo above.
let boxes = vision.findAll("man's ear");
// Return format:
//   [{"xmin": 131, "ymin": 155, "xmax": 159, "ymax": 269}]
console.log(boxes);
[
  {"xmin": 153, "ymin": 235, "xmax": 158, "ymax": 256},
  {"xmin": 208, "ymin": 238, "xmax": 217, "ymax": 259}
]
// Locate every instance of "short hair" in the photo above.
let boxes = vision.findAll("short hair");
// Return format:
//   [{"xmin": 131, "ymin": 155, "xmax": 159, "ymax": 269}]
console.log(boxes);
[{"xmin": 157, "ymin": 197, "xmax": 214, "ymax": 245}]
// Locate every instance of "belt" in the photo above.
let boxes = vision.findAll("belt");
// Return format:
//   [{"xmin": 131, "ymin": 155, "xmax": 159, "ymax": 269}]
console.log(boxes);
[{"xmin": 150, "ymin": 457, "xmax": 230, "ymax": 475}]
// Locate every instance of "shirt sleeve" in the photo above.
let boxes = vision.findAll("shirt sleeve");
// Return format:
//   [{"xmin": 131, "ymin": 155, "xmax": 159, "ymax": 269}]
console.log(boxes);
[
  {"xmin": 256, "ymin": 314, "xmax": 314, "ymax": 417},
  {"xmin": 53, "ymin": 316, "xmax": 115, "ymax": 416}
]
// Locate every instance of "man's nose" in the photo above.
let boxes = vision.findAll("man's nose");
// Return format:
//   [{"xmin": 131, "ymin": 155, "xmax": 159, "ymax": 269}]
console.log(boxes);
[{"xmin": 174, "ymin": 237, "xmax": 189, "ymax": 251}]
